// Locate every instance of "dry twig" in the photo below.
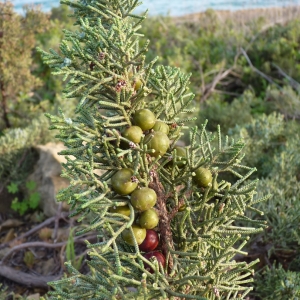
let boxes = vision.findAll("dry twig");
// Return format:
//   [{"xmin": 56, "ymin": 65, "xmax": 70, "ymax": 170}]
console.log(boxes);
[
  {"xmin": 0, "ymin": 212, "xmax": 70, "ymax": 250},
  {"xmin": 240, "ymin": 47, "xmax": 280, "ymax": 88},
  {"xmin": 53, "ymin": 202, "xmax": 63, "ymax": 242},
  {"xmin": 197, "ymin": 52, "xmax": 240, "ymax": 102},
  {"xmin": 1, "ymin": 234, "xmax": 97, "ymax": 263},
  {"xmin": 273, "ymin": 63, "xmax": 300, "ymax": 90},
  {"xmin": 0, "ymin": 264, "xmax": 59, "ymax": 289}
]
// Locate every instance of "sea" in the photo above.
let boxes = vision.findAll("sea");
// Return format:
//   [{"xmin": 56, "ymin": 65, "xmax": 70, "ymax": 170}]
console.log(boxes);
[{"xmin": 12, "ymin": 0, "xmax": 300, "ymax": 16}]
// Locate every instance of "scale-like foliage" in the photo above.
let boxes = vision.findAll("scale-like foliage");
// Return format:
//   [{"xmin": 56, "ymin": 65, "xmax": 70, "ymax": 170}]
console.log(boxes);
[{"xmin": 38, "ymin": 1, "xmax": 268, "ymax": 299}]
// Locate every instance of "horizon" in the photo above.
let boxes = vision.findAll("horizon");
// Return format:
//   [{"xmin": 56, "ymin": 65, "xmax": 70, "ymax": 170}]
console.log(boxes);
[{"xmin": 11, "ymin": 0, "xmax": 300, "ymax": 16}]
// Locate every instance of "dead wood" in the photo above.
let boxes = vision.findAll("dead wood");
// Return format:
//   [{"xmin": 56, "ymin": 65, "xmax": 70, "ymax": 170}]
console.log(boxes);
[{"xmin": 0, "ymin": 263, "xmax": 59, "ymax": 289}]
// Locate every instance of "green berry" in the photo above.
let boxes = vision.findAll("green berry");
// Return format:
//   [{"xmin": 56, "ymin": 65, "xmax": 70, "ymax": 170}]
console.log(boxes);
[
  {"xmin": 147, "ymin": 132, "xmax": 169, "ymax": 158},
  {"xmin": 123, "ymin": 126, "xmax": 143, "ymax": 144},
  {"xmin": 194, "ymin": 167, "xmax": 212, "ymax": 188},
  {"xmin": 111, "ymin": 168, "xmax": 138, "ymax": 195},
  {"xmin": 139, "ymin": 208, "xmax": 159, "ymax": 229},
  {"xmin": 131, "ymin": 187, "xmax": 157, "ymax": 211},
  {"xmin": 132, "ymin": 109, "xmax": 156, "ymax": 131},
  {"xmin": 152, "ymin": 121, "xmax": 169, "ymax": 135},
  {"xmin": 122, "ymin": 225, "xmax": 146, "ymax": 245}
]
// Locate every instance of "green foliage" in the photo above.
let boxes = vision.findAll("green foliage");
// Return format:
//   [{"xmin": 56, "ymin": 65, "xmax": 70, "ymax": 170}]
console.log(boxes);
[
  {"xmin": 253, "ymin": 124, "xmax": 300, "ymax": 257},
  {"xmin": 229, "ymin": 111, "xmax": 286, "ymax": 178},
  {"xmin": 0, "ymin": 283, "xmax": 30, "ymax": 300},
  {"xmin": 0, "ymin": 2, "xmax": 74, "ymax": 204},
  {"xmin": 9, "ymin": 180, "xmax": 41, "ymax": 215},
  {"xmin": 0, "ymin": 2, "xmax": 50, "ymax": 130},
  {"xmin": 38, "ymin": 1, "xmax": 269, "ymax": 299},
  {"xmin": 33, "ymin": 4, "xmax": 75, "ymax": 105},
  {"xmin": 0, "ymin": 114, "xmax": 54, "ymax": 184},
  {"xmin": 0, "ymin": 284, "xmax": 8, "ymax": 300},
  {"xmin": 231, "ymin": 111, "xmax": 300, "ymax": 283},
  {"xmin": 66, "ymin": 228, "xmax": 84, "ymax": 271},
  {"xmin": 7, "ymin": 182, "xmax": 18, "ymax": 194},
  {"xmin": 196, "ymin": 91, "xmax": 255, "ymax": 133},
  {"xmin": 265, "ymin": 85, "xmax": 300, "ymax": 118},
  {"xmin": 254, "ymin": 264, "xmax": 300, "ymax": 300},
  {"xmin": 141, "ymin": 10, "xmax": 300, "ymax": 128},
  {"xmin": 239, "ymin": 18, "xmax": 300, "ymax": 96}
]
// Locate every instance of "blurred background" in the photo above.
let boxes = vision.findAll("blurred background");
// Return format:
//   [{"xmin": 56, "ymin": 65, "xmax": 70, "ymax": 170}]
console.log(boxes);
[{"xmin": 12, "ymin": 0, "xmax": 300, "ymax": 15}]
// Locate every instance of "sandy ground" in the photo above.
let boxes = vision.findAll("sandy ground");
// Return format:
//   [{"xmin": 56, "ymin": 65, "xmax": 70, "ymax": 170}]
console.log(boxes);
[{"xmin": 173, "ymin": 5, "xmax": 300, "ymax": 26}]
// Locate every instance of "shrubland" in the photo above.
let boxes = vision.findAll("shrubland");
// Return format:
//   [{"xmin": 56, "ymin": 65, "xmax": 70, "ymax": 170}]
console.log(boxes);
[{"xmin": 0, "ymin": 2, "xmax": 299, "ymax": 298}]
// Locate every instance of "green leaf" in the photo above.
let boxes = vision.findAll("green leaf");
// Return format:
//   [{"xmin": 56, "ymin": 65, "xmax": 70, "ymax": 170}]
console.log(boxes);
[
  {"xmin": 26, "ymin": 180, "xmax": 36, "ymax": 191},
  {"xmin": 11, "ymin": 197, "xmax": 20, "ymax": 211},
  {"xmin": 19, "ymin": 202, "xmax": 29, "ymax": 215},
  {"xmin": 66, "ymin": 228, "xmax": 75, "ymax": 262},
  {"xmin": 28, "ymin": 192, "xmax": 40, "ymax": 209},
  {"xmin": 7, "ymin": 183, "xmax": 19, "ymax": 194},
  {"xmin": 23, "ymin": 251, "xmax": 35, "ymax": 268}
]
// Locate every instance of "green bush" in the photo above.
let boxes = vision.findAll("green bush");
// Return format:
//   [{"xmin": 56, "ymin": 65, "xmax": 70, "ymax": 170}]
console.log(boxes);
[
  {"xmin": 254, "ymin": 264, "xmax": 300, "ymax": 300},
  {"xmin": 229, "ymin": 112, "xmax": 286, "ymax": 177},
  {"xmin": 254, "ymin": 126, "xmax": 300, "ymax": 256},
  {"xmin": 33, "ymin": 4, "xmax": 75, "ymax": 105},
  {"xmin": 196, "ymin": 90, "xmax": 255, "ymax": 132},
  {"xmin": 0, "ymin": 2, "xmax": 50, "ymax": 131},
  {"xmin": 232, "ymin": 114, "xmax": 300, "ymax": 283}
]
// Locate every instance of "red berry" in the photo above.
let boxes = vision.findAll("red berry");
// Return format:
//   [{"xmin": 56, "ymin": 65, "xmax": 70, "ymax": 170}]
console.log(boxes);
[
  {"xmin": 143, "ymin": 251, "xmax": 166, "ymax": 273},
  {"xmin": 139, "ymin": 230, "xmax": 159, "ymax": 252}
]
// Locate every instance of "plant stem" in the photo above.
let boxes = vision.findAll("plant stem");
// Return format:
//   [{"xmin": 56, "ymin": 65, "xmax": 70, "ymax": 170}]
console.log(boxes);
[{"xmin": 149, "ymin": 164, "xmax": 175, "ymax": 271}]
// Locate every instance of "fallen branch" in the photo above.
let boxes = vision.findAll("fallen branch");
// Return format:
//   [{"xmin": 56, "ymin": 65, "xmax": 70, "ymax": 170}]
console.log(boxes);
[
  {"xmin": 240, "ymin": 47, "xmax": 280, "ymax": 88},
  {"xmin": 53, "ymin": 202, "xmax": 63, "ymax": 242},
  {"xmin": 273, "ymin": 63, "xmax": 300, "ymax": 91},
  {"xmin": 200, "ymin": 67, "xmax": 233, "ymax": 102},
  {"xmin": 197, "ymin": 51, "xmax": 240, "ymax": 103},
  {"xmin": 0, "ymin": 212, "xmax": 70, "ymax": 250},
  {"xmin": 1, "ymin": 234, "xmax": 98, "ymax": 263},
  {"xmin": 0, "ymin": 263, "xmax": 59, "ymax": 289}
]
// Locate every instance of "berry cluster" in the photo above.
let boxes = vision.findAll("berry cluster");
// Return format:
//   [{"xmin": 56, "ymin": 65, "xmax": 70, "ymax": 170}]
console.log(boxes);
[
  {"xmin": 109, "ymin": 95, "xmax": 213, "ymax": 273},
  {"xmin": 109, "ymin": 108, "xmax": 168, "ymax": 272}
]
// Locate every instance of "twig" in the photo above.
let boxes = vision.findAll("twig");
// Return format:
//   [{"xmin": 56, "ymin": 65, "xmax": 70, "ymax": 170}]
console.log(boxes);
[
  {"xmin": 149, "ymin": 167, "xmax": 175, "ymax": 270},
  {"xmin": 197, "ymin": 51, "xmax": 241, "ymax": 103},
  {"xmin": 214, "ymin": 89, "xmax": 241, "ymax": 97},
  {"xmin": 200, "ymin": 67, "xmax": 233, "ymax": 102},
  {"xmin": 1, "ymin": 234, "xmax": 97, "ymax": 263},
  {"xmin": 60, "ymin": 243, "xmax": 67, "ymax": 270},
  {"xmin": 264, "ymin": 253, "xmax": 272, "ymax": 268},
  {"xmin": 53, "ymin": 202, "xmax": 63, "ymax": 242},
  {"xmin": 198, "ymin": 61, "xmax": 206, "ymax": 94},
  {"xmin": 0, "ymin": 263, "xmax": 59, "ymax": 289},
  {"xmin": 273, "ymin": 63, "xmax": 300, "ymax": 91},
  {"xmin": 240, "ymin": 47, "xmax": 280, "ymax": 88},
  {"xmin": 0, "ymin": 212, "xmax": 70, "ymax": 250}
]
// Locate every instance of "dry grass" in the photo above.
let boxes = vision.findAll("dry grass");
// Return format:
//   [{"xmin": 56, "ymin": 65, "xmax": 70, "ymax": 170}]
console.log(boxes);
[{"xmin": 174, "ymin": 5, "xmax": 300, "ymax": 26}]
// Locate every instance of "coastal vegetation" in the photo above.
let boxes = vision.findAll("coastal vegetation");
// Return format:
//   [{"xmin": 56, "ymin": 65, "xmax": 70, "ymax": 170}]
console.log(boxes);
[{"xmin": 0, "ymin": 2, "xmax": 300, "ymax": 298}]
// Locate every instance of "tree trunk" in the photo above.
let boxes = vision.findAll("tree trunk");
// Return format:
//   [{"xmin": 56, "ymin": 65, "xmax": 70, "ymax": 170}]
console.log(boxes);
[{"xmin": 0, "ymin": 81, "xmax": 11, "ymax": 128}]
